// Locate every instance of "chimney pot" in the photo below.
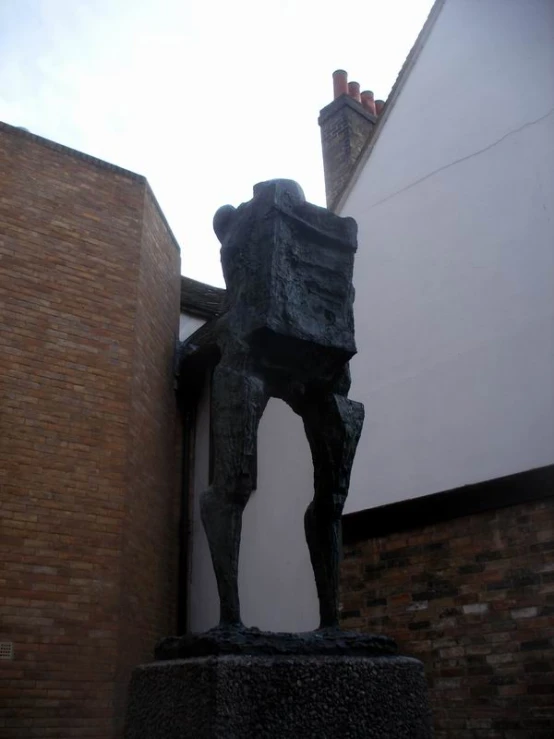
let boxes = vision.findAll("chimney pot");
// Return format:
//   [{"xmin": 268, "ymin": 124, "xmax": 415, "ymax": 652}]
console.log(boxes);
[
  {"xmin": 347, "ymin": 81, "xmax": 361, "ymax": 103},
  {"xmin": 361, "ymin": 90, "xmax": 376, "ymax": 116},
  {"xmin": 375, "ymin": 99, "xmax": 385, "ymax": 115},
  {"xmin": 332, "ymin": 69, "xmax": 348, "ymax": 99}
]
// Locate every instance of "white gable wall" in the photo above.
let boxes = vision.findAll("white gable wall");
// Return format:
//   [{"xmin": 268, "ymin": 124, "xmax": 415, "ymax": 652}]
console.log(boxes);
[
  {"xmin": 342, "ymin": 0, "xmax": 554, "ymax": 512},
  {"xmin": 184, "ymin": 0, "xmax": 554, "ymax": 631}
]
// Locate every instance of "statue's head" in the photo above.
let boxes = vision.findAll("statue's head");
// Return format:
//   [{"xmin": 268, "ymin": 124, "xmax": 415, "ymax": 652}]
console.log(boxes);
[
  {"xmin": 252, "ymin": 179, "xmax": 305, "ymax": 203},
  {"xmin": 213, "ymin": 204, "xmax": 236, "ymax": 244},
  {"xmin": 213, "ymin": 179, "xmax": 306, "ymax": 244}
]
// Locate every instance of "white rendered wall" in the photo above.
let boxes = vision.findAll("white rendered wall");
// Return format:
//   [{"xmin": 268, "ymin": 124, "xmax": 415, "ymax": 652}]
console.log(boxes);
[
  {"xmin": 342, "ymin": 0, "xmax": 554, "ymax": 512},
  {"xmin": 187, "ymin": 392, "xmax": 318, "ymax": 632},
  {"xmin": 186, "ymin": 0, "xmax": 554, "ymax": 630},
  {"xmin": 182, "ymin": 311, "xmax": 318, "ymax": 631},
  {"xmin": 179, "ymin": 312, "xmax": 205, "ymax": 341}
]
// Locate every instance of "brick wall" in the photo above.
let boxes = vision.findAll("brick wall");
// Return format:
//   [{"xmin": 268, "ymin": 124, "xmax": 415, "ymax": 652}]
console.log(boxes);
[
  {"xmin": 340, "ymin": 496, "xmax": 554, "ymax": 738},
  {"xmin": 114, "ymin": 187, "xmax": 182, "ymax": 732},
  {"xmin": 0, "ymin": 123, "xmax": 181, "ymax": 738}
]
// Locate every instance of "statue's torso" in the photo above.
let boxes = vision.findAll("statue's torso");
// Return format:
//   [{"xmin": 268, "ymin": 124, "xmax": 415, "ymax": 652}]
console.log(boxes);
[{"xmin": 220, "ymin": 188, "xmax": 358, "ymax": 383}]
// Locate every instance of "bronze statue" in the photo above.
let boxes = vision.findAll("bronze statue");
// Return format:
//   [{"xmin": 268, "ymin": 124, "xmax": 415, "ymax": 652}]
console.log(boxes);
[
  {"xmin": 131, "ymin": 181, "xmax": 431, "ymax": 739},
  {"xmin": 181, "ymin": 179, "xmax": 364, "ymax": 631}
]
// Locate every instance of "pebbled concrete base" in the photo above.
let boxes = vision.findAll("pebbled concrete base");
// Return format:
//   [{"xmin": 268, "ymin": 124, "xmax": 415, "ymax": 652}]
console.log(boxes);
[{"xmin": 124, "ymin": 654, "xmax": 433, "ymax": 738}]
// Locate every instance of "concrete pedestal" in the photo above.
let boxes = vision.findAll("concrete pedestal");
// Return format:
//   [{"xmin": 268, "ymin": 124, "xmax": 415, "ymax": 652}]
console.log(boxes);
[{"xmin": 124, "ymin": 655, "xmax": 433, "ymax": 738}]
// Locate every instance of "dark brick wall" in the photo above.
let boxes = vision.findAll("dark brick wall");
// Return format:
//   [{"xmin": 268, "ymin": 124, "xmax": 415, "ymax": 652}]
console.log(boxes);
[
  {"xmin": 0, "ymin": 124, "xmax": 181, "ymax": 738},
  {"xmin": 340, "ymin": 497, "xmax": 554, "ymax": 738},
  {"xmin": 319, "ymin": 96, "xmax": 375, "ymax": 208}
]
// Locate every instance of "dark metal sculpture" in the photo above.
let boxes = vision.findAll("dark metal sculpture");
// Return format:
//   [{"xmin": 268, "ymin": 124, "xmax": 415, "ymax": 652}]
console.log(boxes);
[{"xmin": 182, "ymin": 179, "xmax": 364, "ymax": 632}]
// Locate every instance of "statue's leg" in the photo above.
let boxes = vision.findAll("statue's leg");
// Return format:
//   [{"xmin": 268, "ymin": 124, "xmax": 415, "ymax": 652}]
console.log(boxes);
[
  {"xmin": 200, "ymin": 360, "xmax": 268, "ymax": 627},
  {"xmin": 299, "ymin": 391, "xmax": 364, "ymax": 629}
]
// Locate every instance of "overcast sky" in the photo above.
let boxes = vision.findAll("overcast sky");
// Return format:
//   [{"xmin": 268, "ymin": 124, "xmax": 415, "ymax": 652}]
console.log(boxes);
[{"xmin": 1, "ymin": 0, "xmax": 434, "ymax": 285}]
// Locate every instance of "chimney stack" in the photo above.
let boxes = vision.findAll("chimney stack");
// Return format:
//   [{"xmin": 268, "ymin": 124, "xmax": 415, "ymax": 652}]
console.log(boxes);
[{"xmin": 319, "ymin": 70, "xmax": 382, "ymax": 208}]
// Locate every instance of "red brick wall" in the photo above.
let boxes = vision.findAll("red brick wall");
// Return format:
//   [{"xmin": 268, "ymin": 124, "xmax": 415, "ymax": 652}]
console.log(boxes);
[
  {"xmin": 0, "ymin": 124, "xmax": 181, "ymax": 738},
  {"xmin": 340, "ymin": 497, "xmax": 554, "ymax": 738},
  {"xmin": 114, "ymin": 187, "xmax": 182, "ymax": 732}
]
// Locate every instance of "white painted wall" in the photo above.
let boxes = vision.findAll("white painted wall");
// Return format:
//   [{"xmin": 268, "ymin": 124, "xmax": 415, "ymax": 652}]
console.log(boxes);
[
  {"xmin": 186, "ymin": 0, "xmax": 554, "ymax": 630},
  {"xmin": 179, "ymin": 312, "xmax": 205, "ymax": 342},
  {"xmin": 182, "ymin": 309, "xmax": 318, "ymax": 631},
  {"xmin": 188, "ymin": 392, "xmax": 318, "ymax": 632},
  {"xmin": 342, "ymin": 0, "xmax": 554, "ymax": 512}
]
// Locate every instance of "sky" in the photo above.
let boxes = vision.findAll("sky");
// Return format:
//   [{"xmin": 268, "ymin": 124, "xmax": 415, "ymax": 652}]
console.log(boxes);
[{"xmin": 0, "ymin": 0, "xmax": 434, "ymax": 286}]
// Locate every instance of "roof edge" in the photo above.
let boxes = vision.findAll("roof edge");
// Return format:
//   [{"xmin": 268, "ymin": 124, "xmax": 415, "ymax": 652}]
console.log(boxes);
[
  {"xmin": 143, "ymin": 182, "xmax": 181, "ymax": 253},
  {"xmin": 342, "ymin": 463, "xmax": 554, "ymax": 545},
  {"xmin": 331, "ymin": 0, "xmax": 446, "ymax": 213},
  {"xmin": 180, "ymin": 274, "xmax": 227, "ymax": 319},
  {"xmin": 1, "ymin": 120, "xmax": 181, "ymax": 252},
  {"xmin": 1, "ymin": 120, "xmax": 145, "ymax": 181}
]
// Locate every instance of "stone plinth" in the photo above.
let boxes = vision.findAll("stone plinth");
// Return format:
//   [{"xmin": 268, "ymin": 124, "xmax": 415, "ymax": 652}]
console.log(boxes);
[{"xmin": 124, "ymin": 655, "xmax": 433, "ymax": 738}]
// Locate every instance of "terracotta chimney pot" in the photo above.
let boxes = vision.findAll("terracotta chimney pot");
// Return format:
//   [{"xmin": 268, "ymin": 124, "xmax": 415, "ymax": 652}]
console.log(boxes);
[
  {"xmin": 347, "ymin": 81, "xmax": 361, "ymax": 103},
  {"xmin": 332, "ymin": 70, "xmax": 348, "ymax": 99},
  {"xmin": 361, "ymin": 90, "xmax": 376, "ymax": 116},
  {"xmin": 375, "ymin": 99, "xmax": 385, "ymax": 115}
]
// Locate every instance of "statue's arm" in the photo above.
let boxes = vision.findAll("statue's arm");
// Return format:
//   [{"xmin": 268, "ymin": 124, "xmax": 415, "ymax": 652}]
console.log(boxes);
[{"xmin": 213, "ymin": 204, "xmax": 238, "ymax": 291}]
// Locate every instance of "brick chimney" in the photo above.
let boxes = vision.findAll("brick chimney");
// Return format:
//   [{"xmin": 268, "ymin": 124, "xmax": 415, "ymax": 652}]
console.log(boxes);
[{"xmin": 319, "ymin": 70, "xmax": 378, "ymax": 208}]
